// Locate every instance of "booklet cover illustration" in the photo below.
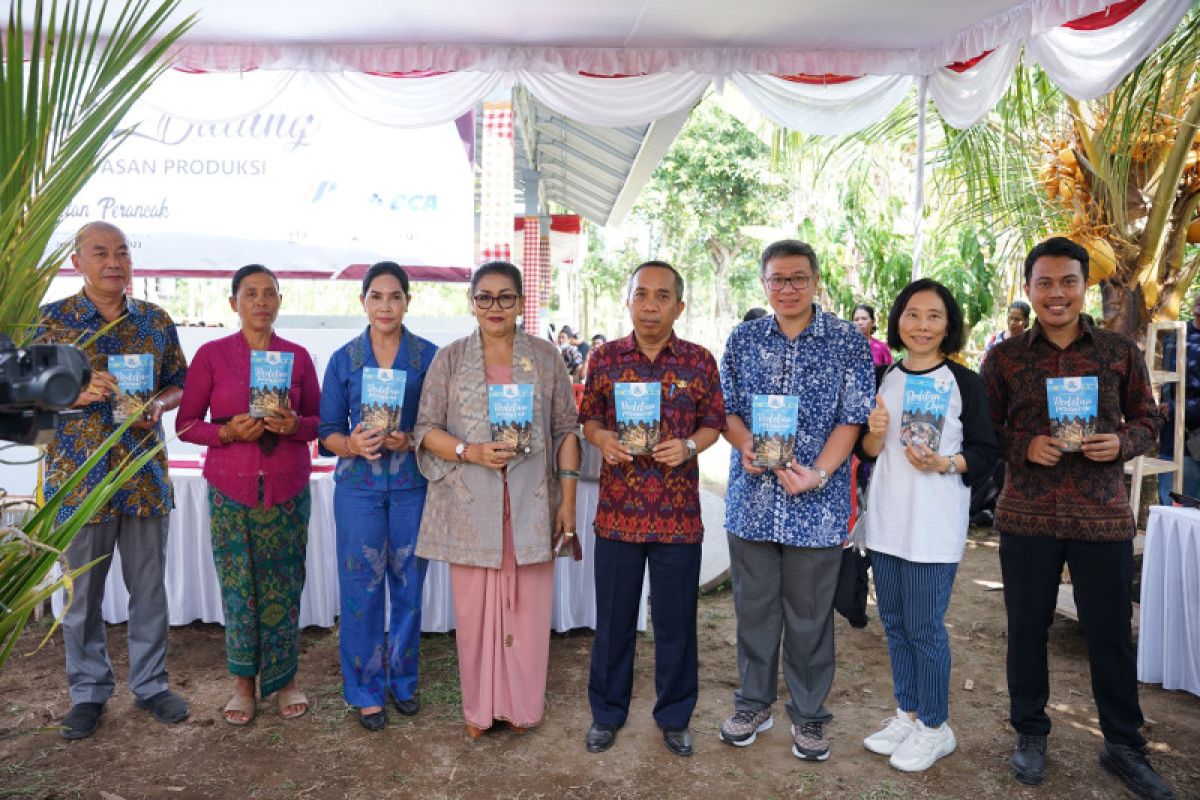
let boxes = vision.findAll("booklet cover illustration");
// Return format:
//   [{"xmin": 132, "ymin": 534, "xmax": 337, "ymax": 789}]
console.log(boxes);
[
  {"xmin": 108, "ymin": 354, "xmax": 153, "ymax": 423},
  {"xmin": 361, "ymin": 367, "xmax": 407, "ymax": 435},
  {"xmin": 249, "ymin": 350, "xmax": 294, "ymax": 418},
  {"xmin": 751, "ymin": 394, "xmax": 798, "ymax": 468},
  {"xmin": 614, "ymin": 381, "xmax": 661, "ymax": 455},
  {"xmin": 1046, "ymin": 376, "xmax": 1098, "ymax": 451},
  {"xmin": 900, "ymin": 374, "xmax": 953, "ymax": 451},
  {"xmin": 488, "ymin": 383, "xmax": 533, "ymax": 453}
]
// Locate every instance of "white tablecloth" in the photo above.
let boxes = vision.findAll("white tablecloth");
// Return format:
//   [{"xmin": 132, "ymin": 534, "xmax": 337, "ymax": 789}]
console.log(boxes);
[
  {"xmin": 1138, "ymin": 505, "xmax": 1200, "ymax": 696},
  {"xmin": 52, "ymin": 468, "xmax": 647, "ymax": 633}
]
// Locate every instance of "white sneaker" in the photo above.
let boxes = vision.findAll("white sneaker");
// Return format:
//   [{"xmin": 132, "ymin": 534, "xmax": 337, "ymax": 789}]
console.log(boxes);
[
  {"xmin": 864, "ymin": 709, "xmax": 918, "ymax": 755},
  {"xmin": 889, "ymin": 720, "xmax": 956, "ymax": 772}
]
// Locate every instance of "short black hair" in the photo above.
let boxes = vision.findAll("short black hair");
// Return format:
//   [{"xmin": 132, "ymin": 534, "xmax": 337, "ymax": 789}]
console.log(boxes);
[
  {"xmin": 853, "ymin": 303, "xmax": 876, "ymax": 322},
  {"xmin": 231, "ymin": 264, "xmax": 278, "ymax": 296},
  {"xmin": 1008, "ymin": 300, "xmax": 1031, "ymax": 321},
  {"xmin": 471, "ymin": 260, "xmax": 524, "ymax": 296},
  {"xmin": 591, "ymin": 334, "xmax": 607, "ymax": 344},
  {"xmin": 760, "ymin": 239, "xmax": 819, "ymax": 276},
  {"xmin": 743, "ymin": 307, "xmax": 769, "ymax": 322},
  {"xmin": 886, "ymin": 278, "xmax": 965, "ymax": 355},
  {"xmin": 629, "ymin": 260, "xmax": 684, "ymax": 301},
  {"xmin": 1023, "ymin": 236, "xmax": 1089, "ymax": 284},
  {"xmin": 361, "ymin": 261, "xmax": 410, "ymax": 297}
]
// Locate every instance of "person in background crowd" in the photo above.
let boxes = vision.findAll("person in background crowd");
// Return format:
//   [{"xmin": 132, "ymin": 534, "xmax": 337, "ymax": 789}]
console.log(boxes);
[
  {"xmin": 572, "ymin": 329, "xmax": 590, "ymax": 364},
  {"xmin": 318, "ymin": 262, "xmax": 438, "ymax": 731},
  {"xmin": 718, "ymin": 240, "xmax": 873, "ymax": 762},
  {"xmin": 414, "ymin": 261, "xmax": 580, "ymax": 737},
  {"xmin": 557, "ymin": 326, "xmax": 584, "ymax": 379},
  {"xmin": 853, "ymin": 304, "xmax": 894, "ymax": 368},
  {"xmin": 582, "ymin": 334, "xmax": 607, "ymax": 382},
  {"xmin": 980, "ymin": 237, "xmax": 1173, "ymax": 799},
  {"xmin": 37, "ymin": 221, "xmax": 189, "ymax": 740},
  {"xmin": 743, "ymin": 307, "xmax": 769, "ymax": 323},
  {"xmin": 1157, "ymin": 291, "xmax": 1200, "ymax": 503},
  {"xmin": 981, "ymin": 301, "xmax": 1031, "ymax": 366},
  {"xmin": 858, "ymin": 279, "xmax": 998, "ymax": 772},
  {"xmin": 177, "ymin": 264, "xmax": 321, "ymax": 726},
  {"xmin": 581, "ymin": 260, "xmax": 725, "ymax": 758}
]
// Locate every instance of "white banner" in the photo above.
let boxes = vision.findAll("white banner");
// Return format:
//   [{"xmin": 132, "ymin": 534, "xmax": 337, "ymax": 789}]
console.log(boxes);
[{"xmin": 51, "ymin": 70, "xmax": 475, "ymax": 280}]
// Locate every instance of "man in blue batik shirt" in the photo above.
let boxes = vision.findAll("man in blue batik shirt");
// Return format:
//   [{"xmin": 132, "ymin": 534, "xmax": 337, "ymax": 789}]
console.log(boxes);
[{"xmin": 717, "ymin": 240, "xmax": 874, "ymax": 762}]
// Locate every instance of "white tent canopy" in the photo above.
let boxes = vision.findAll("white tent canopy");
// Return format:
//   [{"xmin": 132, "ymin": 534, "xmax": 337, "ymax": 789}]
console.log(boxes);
[{"xmin": 152, "ymin": 0, "xmax": 1191, "ymax": 131}]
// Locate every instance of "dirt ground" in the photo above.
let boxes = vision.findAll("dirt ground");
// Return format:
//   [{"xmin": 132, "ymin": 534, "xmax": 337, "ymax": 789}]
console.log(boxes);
[{"xmin": 2, "ymin": 528, "xmax": 1198, "ymax": 800}]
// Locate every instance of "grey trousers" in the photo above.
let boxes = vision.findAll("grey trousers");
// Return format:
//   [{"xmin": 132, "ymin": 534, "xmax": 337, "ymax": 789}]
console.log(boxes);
[
  {"xmin": 727, "ymin": 533, "xmax": 841, "ymax": 725},
  {"xmin": 62, "ymin": 515, "xmax": 170, "ymax": 705}
]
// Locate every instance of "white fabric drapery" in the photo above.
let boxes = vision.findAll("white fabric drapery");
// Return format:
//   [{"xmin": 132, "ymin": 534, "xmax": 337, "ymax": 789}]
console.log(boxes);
[
  {"xmin": 1138, "ymin": 506, "xmax": 1200, "ymax": 697},
  {"xmin": 145, "ymin": 0, "xmax": 1190, "ymax": 135},
  {"xmin": 729, "ymin": 73, "xmax": 913, "ymax": 136},
  {"xmin": 1027, "ymin": 0, "xmax": 1195, "ymax": 99}
]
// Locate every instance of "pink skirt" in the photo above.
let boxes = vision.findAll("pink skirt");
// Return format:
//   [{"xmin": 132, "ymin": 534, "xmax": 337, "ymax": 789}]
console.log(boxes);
[{"xmin": 449, "ymin": 473, "xmax": 554, "ymax": 729}]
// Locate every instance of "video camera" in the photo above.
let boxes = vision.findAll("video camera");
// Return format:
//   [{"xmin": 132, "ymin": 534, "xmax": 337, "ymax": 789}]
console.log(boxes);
[{"xmin": 0, "ymin": 332, "xmax": 91, "ymax": 445}]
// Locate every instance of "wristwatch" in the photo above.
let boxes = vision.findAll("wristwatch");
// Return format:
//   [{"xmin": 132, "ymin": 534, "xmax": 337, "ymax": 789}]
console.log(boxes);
[
  {"xmin": 943, "ymin": 455, "xmax": 959, "ymax": 475},
  {"xmin": 685, "ymin": 438, "xmax": 697, "ymax": 459},
  {"xmin": 455, "ymin": 442, "xmax": 468, "ymax": 462},
  {"xmin": 813, "ymin": 465, "xmax": 829, "ymax": 490}
]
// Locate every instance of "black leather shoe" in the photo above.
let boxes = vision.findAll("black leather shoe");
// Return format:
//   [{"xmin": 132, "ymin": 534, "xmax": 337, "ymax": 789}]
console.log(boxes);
[
  {"xmin": 1099, "ymin": 742, "xmax": 1175, "ymax": 800},
  {"xmin": 1011, "ymin": 733, "xmax": 1047, "ymax": 785},
  {"xmin": 133, "ymin": 689, "xmax": 189, "ymax": 724},
  {"xmin": 585, "ymin": 722, "xmax": 618, "ymax": 753},
  {"xmin": 358, "ymin": 709, "xmax": 387, "ymax": 731},
  {"xmin": 390, "ymin": 692, "xmax": 420, "ymax": 716},
  {"xmin": 662, "ymin": 727, "xmax": 694, "ymax": 757},
  {"xmin": 61, "ymin": 702, "xmax": 105, "ymax": 740}
]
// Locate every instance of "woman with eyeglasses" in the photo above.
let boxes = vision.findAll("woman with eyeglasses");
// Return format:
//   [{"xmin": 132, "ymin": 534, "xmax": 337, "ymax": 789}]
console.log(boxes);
[
  {"xmin": 317, "ymin": 261, "xmax": 438, "ymax": 731},
  {"xmin": 413, "ymin": 260, "xmax": 581, "ymax": 738}
]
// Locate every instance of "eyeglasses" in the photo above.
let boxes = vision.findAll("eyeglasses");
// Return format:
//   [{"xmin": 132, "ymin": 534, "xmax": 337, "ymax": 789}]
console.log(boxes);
[
  {"xmin": 764, "ymin": 274, "xmax": 813, "ymax": 292},
  {"xmin": 472, "ymin": 292, "xmax": 520, "ymax": 310}
]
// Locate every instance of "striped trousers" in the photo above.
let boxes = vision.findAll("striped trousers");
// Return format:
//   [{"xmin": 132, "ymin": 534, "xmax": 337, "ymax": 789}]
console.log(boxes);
[{"xmin": 869, "ymin": 551, "xmax": 958, "ymax": 727}]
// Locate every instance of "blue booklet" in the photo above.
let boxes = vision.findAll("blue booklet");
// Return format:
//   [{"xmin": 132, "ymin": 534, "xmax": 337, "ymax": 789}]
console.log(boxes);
[
  {"xmin": 361, "ymin": 367, "xmax": 407, "ymax": 435},
  {"xmin": 751, "ymin": 394, "xmax": 798, "ymax": 468},
  {"xmin": 614, "ymin": 381, "xmax": 661, "ymax": 455},
  {"xmin": 108, "ymin": 353, "xmax": 154, "ymax": 423},
  {"xmin": 900, "ymin": 373, "xmax": 953, "ymax": 451},
  {"xmin": 488, "ymin": 383, "xmax": 534, "ymax": 453},
  {"xmin": 1046, "ymin": 376, "xmax": 1098, "ymax": 451},
  {"xmin": 249, "ymin": 350, "xmax": 294, "ymax": 418}
]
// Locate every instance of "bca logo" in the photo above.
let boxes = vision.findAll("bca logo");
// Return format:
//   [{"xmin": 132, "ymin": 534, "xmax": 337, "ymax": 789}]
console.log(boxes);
[
  {"xmin": 767, "ymin": 395, "xmax": 785, "ymax": 409},
  {"xmin": 266, "ymin": 352, "xmax": 283, "ymax": 365},
  {"xmin": 123, "ymin": 355, "xmax": 141, "ymax": 367},
  {"xmin": 378, "ymin": 369, "xmax": 394, "ymax": 381},
  {"xmin": 503, "ymin": 384, "xmax": 520, "ymax": 398},
  {"xmin": 629, "ymin": 383, "xmax": 647, "ymax": 397},
  {"xmin": 1063, "ymin": 377, "xmax": 1082, "ymax": 392}
]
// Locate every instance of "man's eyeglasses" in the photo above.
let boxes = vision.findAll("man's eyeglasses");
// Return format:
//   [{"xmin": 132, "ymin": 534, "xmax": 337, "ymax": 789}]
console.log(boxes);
[
  {"xmin": 764, "ymin": 275, "xmax": 813, "ymax": 292},
  {"xmin": 472, "ymin": 292, "xmax": 520, "ymax": 310}
]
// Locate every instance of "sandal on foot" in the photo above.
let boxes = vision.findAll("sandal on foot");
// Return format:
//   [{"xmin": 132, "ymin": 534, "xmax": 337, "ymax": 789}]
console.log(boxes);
[
  {"xmin": 276, "ymin": 687, "xmax": 308, "ymax": 720},
  {"xmin": 222, "ymin": 694, "xmax": 256, "ymax": 726}
]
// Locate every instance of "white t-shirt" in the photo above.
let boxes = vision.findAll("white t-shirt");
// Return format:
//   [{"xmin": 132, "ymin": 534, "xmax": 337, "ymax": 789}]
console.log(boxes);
[{"xmin": 863, "ymin": 362, "xmax": 971, "ymax": 564}]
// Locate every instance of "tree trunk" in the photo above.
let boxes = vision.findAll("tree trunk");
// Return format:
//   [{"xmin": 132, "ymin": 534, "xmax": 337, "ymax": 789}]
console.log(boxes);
[{"xmin": 1100, "ymin": 279, "xmax": 1150, "ymax": 340}]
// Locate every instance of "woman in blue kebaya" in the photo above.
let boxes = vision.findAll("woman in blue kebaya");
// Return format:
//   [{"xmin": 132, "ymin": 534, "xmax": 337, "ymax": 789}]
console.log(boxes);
[{"xmin": 319, "ymin": 261, "xmax": 438, "ymax": 731}]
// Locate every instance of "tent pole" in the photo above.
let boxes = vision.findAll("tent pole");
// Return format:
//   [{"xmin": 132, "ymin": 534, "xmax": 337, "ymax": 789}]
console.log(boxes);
[{"xmin": 912, "ymin": 76, "xmax": 929, "ymax": 281}]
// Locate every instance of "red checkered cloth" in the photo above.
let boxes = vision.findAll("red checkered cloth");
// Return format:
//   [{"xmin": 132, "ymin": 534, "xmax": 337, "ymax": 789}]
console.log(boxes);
[{"xmin": 478, "ymin": 100, "xmax": 514, "ymax": 267}]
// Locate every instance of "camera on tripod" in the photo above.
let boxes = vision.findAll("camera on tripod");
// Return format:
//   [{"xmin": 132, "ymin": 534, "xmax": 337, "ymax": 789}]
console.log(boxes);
[{"xmin": 0, "ymin": 332, "xmax": 91, "ymax": 445}]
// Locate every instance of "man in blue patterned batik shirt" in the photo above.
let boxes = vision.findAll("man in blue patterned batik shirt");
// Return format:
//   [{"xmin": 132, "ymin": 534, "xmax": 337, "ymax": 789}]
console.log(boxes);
[
  {"xmin": 718, "ymin": 240, "xmax": 874, "ymax": 762},
  {"xmin": 35, "ymin": 222, "xmax": 190, "ymax": 740}
]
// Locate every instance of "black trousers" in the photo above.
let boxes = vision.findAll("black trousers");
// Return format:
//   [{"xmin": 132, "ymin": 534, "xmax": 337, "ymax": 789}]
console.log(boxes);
[
  {"xmin": 588, "ymin": 536, "xmax": 701, "ymax": 731},
  {"xmin": 999, "ymin": 533, "xmax": 1145, "ymax": 748}
]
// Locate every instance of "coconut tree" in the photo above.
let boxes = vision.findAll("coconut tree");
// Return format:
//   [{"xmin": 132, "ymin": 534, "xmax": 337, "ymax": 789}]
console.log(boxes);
[
  {"xmin": 0, "ymin": 0, "xmax": 194, "ymax": 669},
  {"xmin": 770, "ymin": 9, "xmax": 1200, "ymax": 337},
  {"xmin": 937, "ymin": 9, "xmax": 1200, "ymax": 336}
]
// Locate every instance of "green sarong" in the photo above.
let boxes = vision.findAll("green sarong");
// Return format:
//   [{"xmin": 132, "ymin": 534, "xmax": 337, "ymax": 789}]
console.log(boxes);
[{"xmin": 208, "ymin": 483, "xmax": 310, "ymax": 698}]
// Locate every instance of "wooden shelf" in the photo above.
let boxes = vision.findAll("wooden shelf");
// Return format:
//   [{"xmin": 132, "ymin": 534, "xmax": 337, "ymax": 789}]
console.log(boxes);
[{"xmin": 1149, "ymin": 370, "xmax": 1180, "ymax": 385}]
